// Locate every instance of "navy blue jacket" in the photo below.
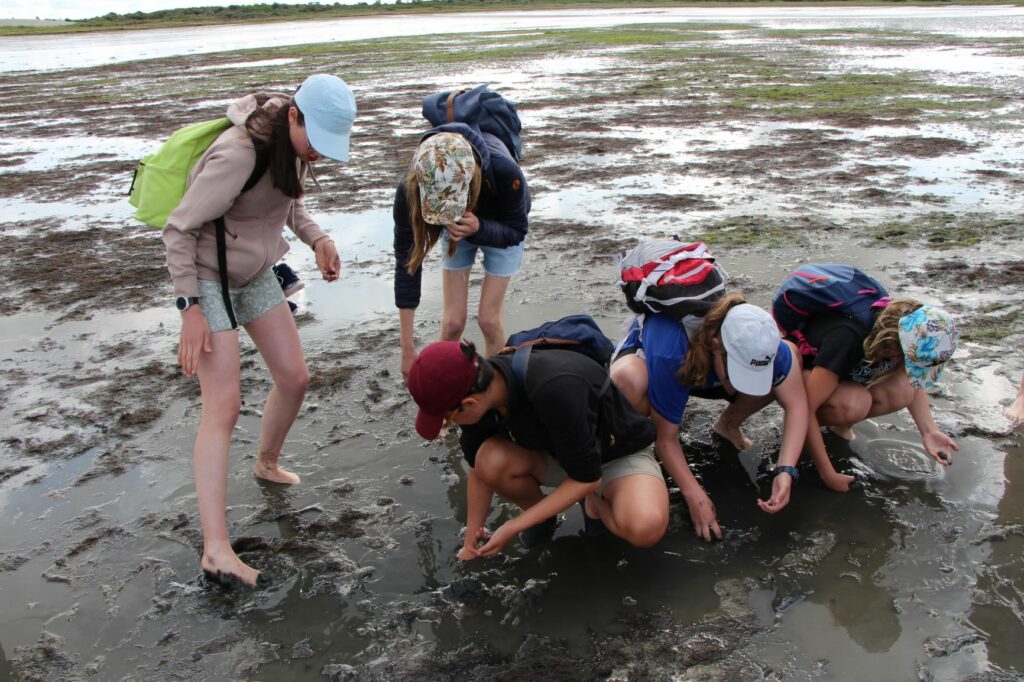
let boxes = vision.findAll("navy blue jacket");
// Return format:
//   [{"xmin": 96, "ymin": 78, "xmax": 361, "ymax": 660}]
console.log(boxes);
[{"xmin": 393, "ymin": 123, "xmax": 531, "ymax": 309}]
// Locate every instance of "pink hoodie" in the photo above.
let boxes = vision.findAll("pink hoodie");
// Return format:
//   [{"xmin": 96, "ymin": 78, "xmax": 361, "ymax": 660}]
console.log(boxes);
[{"xmin": 162, "ymin": 93, "xmax": 329, "ymax": 298}]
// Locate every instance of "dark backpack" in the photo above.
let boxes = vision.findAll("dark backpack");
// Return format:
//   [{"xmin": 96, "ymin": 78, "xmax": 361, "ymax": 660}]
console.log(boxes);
[
  {"xmin": 422, "ymin": 84, "xmax": 523, "ymax": 161},
  {"xmin": 771, "ymin": 264, "xmax": 891, "ymax": 354},
  {"xmin": 500, "ymin": 314, "xmax": 613, "ymax": 392},
  {"xmin": 618, "ymin": 239, "xmax": 728, "ymax": 320}
]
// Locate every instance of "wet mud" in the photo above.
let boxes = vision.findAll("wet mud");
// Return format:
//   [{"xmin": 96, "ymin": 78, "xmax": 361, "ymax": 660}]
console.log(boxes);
[{"xmin": 0, "ymin": 16, "xmax": 1023, "ymax": 682}]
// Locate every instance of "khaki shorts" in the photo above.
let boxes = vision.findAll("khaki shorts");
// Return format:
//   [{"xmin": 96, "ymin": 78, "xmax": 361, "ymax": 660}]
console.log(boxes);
[
  {"xmin": 197, "ymin": 268, "xmax": 285, "ymax": 333},
  {"xmin": 540, "ymin": 449, "xmax": 663, "ymax": 495}
]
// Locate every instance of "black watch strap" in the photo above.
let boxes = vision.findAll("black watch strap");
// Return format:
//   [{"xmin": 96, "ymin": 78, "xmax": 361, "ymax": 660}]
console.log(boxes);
[{"xmin": 176, "ymin": 296, "xmax": 200, "ymax": 311}]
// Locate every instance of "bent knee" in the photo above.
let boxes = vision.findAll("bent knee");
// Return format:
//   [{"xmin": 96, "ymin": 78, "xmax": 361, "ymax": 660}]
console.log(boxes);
[
  {"xmin": 830, "ymin": 388, "xmax": 872, "ymax": 424},
  {"xmin": 276, "ymin": 365, "xmax": 309, "ymax": 397},
  {"xmin": 617, "ymin": 508, "xmax": 668, "ymax": 548},
  {"xmin": 440, "ymin": 317, "xmax": 467, "ymax": 341},
  {"xmin": 476, "ymin": 314, "xmax": 504, "ymax": 340},
  {"xmin": 474, "ymin": 438, "xmax": 517, "ymax": 484}
]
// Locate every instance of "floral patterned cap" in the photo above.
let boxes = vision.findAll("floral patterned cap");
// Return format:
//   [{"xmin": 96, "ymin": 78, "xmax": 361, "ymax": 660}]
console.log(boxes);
[
  {"xmin": 413, "ymin": 133, "xmax": 475, "ymax": 226},
  {"xmin": 898, "ymin": 305, "xmax": 958, "ymax": 389}
]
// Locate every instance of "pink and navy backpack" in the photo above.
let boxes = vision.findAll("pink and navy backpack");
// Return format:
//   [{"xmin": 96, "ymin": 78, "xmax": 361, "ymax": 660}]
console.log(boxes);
[{"xmin": 771, "ymin": 264, "xmax": 891, "ymax": 355}]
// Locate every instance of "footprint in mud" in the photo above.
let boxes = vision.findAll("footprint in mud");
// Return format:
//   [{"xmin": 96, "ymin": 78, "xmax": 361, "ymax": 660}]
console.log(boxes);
[{"xmin": 856, "ymin": 438, "xmax": 944, "ymax": 481}]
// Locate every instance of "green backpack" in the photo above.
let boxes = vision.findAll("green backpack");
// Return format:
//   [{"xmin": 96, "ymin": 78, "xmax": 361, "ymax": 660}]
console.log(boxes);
[
  {"xmin": 129, "ymin": 118, "xmax": 269, "ymax": 329},
  {"xmin": 128, "ymin": 118, "xmax": 235, "ymax": 228}
]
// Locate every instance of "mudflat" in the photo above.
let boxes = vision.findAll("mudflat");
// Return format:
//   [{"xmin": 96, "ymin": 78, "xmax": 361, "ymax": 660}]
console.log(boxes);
[{"xmin": 0, "ymin": 17, "xmax": 1022, "ymax": 681}]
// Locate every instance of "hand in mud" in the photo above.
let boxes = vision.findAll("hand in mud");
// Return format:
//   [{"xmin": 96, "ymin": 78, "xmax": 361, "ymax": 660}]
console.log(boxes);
[
  {"xmin": 757, "ymin": 472, "xmax": 792, "ymax": 514},
  {"xmin": 314, "ymin": 238, "xmax": 340, "ymax": 282},
  {"xmin": 922, "ymin": 430, "xmax": 958, "ymax": 465},
  {"xmin": 475, "ymin": 522, "xmax": 515, "ymax": 558},
  {"xmin": 683, "ymin": 487, "xmax": 723, "ymax": 542},
  {"xmin": 445, "ymin": 211, "xmax": 479, "ymax": 242},
  {"xmin": 178, "ymin": 306, "xmax": 211, "ymax": 377},
  {"xmin": 457, "ymin": 527, "xmax": 491, "ymax": 561}
]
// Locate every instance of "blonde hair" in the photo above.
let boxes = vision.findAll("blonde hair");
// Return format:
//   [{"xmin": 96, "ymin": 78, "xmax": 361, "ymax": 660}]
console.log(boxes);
[
  {"xmin": 403, "ymin": 155, "xmax": 482, "ymax": 275},
  {"xmin": 862, "ymin": 298, "xmax": 922, "ymax": 365},
  {"xmin": 678, "ymin": 292, "xmax": 747, "ymax": 387}
]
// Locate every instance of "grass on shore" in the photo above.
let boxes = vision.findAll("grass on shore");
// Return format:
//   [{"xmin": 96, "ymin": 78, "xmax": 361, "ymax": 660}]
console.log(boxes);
[{"xmin": 3, "ymin": 0, "xmax": 1024, "ymax": 36}]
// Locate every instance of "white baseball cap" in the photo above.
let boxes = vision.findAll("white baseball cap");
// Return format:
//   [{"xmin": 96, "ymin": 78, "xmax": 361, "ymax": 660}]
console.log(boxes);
[{"xmin": 720, "ymin": 304, "xmax": 780, "ymax": 396}]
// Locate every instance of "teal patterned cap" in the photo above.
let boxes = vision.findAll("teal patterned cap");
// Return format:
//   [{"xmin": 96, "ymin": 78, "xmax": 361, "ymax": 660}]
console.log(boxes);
[
  {"xmin": 898, "ymin": 305, "xmax": 958, "ymax": 389},
  {"xmin": 414, "ymin": 133, "xmax": 475, "ymax": 226}
]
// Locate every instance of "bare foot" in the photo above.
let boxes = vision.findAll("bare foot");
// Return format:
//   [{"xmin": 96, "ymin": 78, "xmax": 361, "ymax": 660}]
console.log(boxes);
[
  {"xmin": 828, "ymin": 425, "xmax": 856, "ymax": 441},
  {"xmin": 254, "ymin": 452, "xmax": 300, "ymax": 485},
  {"xmin": 201, "ymin": 550, "xmax": 260, "ymax": 588},
  {"xmin": 823, "ymin": 472, "xmax": 857, "ymax": 492},
  {"xmin": 712, "ymin": 418, "xmax": 753, "ymax": 451}
]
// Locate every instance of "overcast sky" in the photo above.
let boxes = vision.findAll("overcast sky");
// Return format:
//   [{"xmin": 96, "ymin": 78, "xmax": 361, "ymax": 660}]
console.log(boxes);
[{"xmin": 3, "ymin": 0, "xmax": 389, "ymax": 21}]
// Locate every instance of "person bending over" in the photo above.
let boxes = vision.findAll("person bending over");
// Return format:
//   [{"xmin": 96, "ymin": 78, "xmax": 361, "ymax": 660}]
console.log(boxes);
[
  {"xmin": 786, "ymin": 299, "xmax": 959, "ymax": 491},
  {"xmin": 407, "ymin": 340, "xmax": 668, "ymax": 559},
  {"xmin": 394, "ymin": 124, "xmax": 530, "ymax": 380},
  {"xmin": 611, "ymin": 294, "xmax": 806, "ymax": 542}
]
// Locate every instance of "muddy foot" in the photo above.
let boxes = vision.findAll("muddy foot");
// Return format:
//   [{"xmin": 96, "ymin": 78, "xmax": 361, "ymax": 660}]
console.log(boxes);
[
  {"xmin": 828, "ymin": 425, "xmax": 856, "ymax": 441},
  {"xmin": 824, "ymin": 472, "xmax": 858, "ymax": 492},
  {"xmin": 200, "ymin": 553, "xmax": 260, "ymax": 589},
  {"xmin": 254, "ymin": 454, "xmax": 300, "ymax": 485},
  {"xmin": 712, "ymin": 419, "xmax": 753, "ymax": 451}
]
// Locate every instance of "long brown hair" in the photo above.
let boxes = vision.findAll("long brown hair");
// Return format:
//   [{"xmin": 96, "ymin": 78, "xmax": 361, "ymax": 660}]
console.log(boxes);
[
  {"xmin": 863, "ymin": 298, "xmax": 922, "ymax": 364},
  {"xmin": 404, "ymin": 150, "xmax": 483, "ymax": 275},
  {"xmin": 678, "ymin": 292, "xmax": 747, "ymax": 386},
  {"xmin": 245, "ymin": 98, "xmax": 305, "ymax": 199}
]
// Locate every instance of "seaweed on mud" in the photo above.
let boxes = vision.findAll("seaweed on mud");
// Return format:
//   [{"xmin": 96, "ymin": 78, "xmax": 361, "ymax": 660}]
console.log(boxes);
[
  {"xmin": 692, "ymin": 215, "xmax": 837, "ymax": 250},
  {"xmin": 877, "ymin": 135, "xmax": 976, "ymax": 159},
  {"xmin": 615, "ymin": 192, "xmax": 719, "ymax": 213},
  {"xmin": 0, "ymin": 225, "xmax": 168, "ymax": 318},
  {"xmin": 862, "ymin": 212, "xmax": 1022, "ymax": 250}
]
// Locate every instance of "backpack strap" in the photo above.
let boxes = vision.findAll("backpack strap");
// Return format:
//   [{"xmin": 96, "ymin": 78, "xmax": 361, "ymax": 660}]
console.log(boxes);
[
  {"xmin": 445, "ymin": 90, "xmax": 466, "ymax": 123},
  {"xmin": 209, "ymin": 149, "xmax": 271, "ymax": 332},
  {"xmin": 510, "ymin": 345, "xmax": 611, "ymax": 398},
  {"xmin": 511, "ymin": 344, "xmax": 531, "ymax": 394}
]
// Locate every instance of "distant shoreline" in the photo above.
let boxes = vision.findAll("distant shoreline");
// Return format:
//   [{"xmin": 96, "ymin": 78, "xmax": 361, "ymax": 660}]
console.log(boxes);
[{"xmin": 1, "ymin": 0, "xmax": 1022, "ymax": 36}]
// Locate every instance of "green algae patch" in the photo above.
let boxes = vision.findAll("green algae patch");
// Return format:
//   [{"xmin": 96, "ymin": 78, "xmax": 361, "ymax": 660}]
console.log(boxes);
[
  {"xmin": 691, "ymin": 215, "xmax": 841, "ymax": 250},
  {"xmin": 862, "ymin": 213, "xmax": 1023, "ymax": 250}
]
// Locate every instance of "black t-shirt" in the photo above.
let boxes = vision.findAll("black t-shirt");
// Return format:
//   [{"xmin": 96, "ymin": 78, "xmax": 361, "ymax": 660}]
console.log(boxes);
[
  {"xmin": 458, "ymin": 350, "xmax": 656, "ymax": 483},
  {"xmin": 801, "ymin": 313, "xmax": 897, "ymax": 384}
]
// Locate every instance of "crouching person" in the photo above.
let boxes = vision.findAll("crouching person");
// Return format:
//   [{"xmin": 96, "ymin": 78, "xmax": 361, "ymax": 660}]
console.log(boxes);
[{"xmin": 407, "ymin": 340, "xmax": 669, "ymax": 560}]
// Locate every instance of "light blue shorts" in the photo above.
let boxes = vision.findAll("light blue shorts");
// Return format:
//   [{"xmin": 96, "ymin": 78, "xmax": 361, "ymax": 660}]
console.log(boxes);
[
  {"xmin": 197, "ymin": 267, "xmax": 285, "ymax": 333},
  {"xmin": 440, "ymin": 235, "xmax": 525, "ymax": 278}
]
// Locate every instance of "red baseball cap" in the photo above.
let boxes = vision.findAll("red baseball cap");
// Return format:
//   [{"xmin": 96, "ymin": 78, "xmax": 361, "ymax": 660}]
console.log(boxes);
[{"xmin": 407, "ymin": 341, "xmax": 478, "ymax": 440}]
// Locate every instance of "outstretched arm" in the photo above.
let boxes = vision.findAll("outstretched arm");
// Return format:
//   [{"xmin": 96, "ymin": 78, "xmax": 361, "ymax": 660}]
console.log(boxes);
[
  {"xmin": 907, "ymin": 388, "xmax": 957, "ymax": 465},
  {"xmin": 458, "ymin": 468, "xmax": 494, "ymax": 561},
  {"xmin": 651, "ymin": 411, "xmax": 722, "ymax": 542},
  {"xmin": 759, "ymin": 365, "xmax": 808, "ymax": 513},
  {"xmin": 474, "ymin": 477, "xmax": 599, "ymax": 558},
  {"xmin": 803, "ymin": 367, "xmax": 857, "ymax": 491}
]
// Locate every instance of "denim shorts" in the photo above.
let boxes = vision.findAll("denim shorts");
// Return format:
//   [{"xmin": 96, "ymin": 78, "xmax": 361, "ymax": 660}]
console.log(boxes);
[
  {"xmin": 440, "ymin": 234, "xmax": 525, "ymax": 277},
  {"xmin": 197, "ymin": 267, "xmax": 285, "ymax": 333},
  {"xmin": 541, "ymin": 449, "xmax": 664, "ymax": 495}
]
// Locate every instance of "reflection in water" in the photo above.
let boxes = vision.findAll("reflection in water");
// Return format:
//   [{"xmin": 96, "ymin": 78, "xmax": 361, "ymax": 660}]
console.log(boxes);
[{"xmin": 967, "ymin": 440, "xmax": 1024, "ymax": 673}]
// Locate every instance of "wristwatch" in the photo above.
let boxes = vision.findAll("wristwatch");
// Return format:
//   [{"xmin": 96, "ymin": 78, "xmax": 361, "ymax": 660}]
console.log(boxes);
[
  {"xmin": 773, "ymin": 465, "xmax": 799, "ymax": 482},
  {"xmin": 175, "ymin": 296, "xmax": 200, "ymax": 311}
]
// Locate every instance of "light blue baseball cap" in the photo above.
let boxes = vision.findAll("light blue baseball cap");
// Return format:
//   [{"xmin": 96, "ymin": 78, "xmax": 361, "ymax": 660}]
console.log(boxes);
[{"xmin": 294, "ymin": 74, "xmax": 355, "ymax": 162}]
